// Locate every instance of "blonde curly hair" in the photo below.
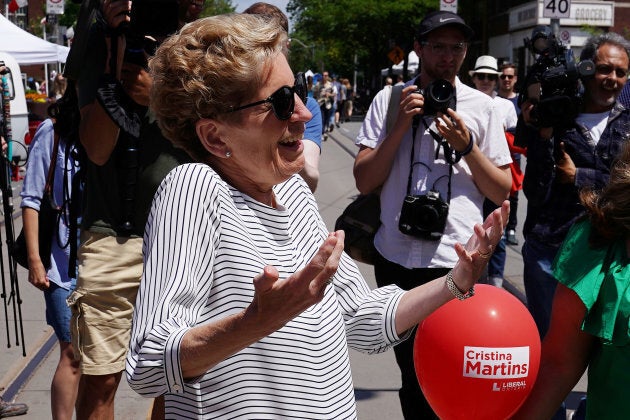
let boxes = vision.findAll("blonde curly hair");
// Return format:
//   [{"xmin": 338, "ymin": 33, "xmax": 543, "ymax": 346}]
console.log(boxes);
[{"xmin": 149, "ymin": 13, "xmax": 289, "ymax": 161}]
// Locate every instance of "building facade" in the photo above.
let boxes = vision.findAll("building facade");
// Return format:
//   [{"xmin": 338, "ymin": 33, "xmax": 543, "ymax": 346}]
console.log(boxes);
[{"xmin": 463, "ymin": 0, "xmax": 630, "ymax": 80}]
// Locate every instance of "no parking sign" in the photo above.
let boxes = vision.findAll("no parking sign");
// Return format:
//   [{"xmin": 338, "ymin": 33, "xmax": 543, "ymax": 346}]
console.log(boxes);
[
  {"xmin": 440, "ymin": 0, "xmax": 457, "ymax": 13},
  {"xmin": 46, "ymin": 0, "xmax": 64, "ymax": 15}
]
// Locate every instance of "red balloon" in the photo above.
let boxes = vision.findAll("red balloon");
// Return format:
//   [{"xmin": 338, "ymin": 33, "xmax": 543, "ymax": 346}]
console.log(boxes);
[{"xmin": 414, "ymin": 284, "xmax": 540, "ymax": 420}]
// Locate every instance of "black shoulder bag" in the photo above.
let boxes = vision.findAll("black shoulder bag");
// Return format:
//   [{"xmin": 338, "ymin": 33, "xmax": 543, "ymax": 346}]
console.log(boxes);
[{"xmin": 12, "ymin": 132, "xmax": 61, "ymax": 270}]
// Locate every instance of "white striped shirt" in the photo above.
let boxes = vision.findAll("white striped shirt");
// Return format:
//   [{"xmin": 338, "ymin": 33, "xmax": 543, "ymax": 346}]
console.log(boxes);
[{"xmin": 126, "ymin": 163, "xmax": 407, "ymax": 419}]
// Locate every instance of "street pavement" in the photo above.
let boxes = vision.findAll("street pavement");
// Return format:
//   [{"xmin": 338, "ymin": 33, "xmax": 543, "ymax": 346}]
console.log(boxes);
[{"xmin": 0, "ymin": 118, "xmax": 586, "ymax": 419}]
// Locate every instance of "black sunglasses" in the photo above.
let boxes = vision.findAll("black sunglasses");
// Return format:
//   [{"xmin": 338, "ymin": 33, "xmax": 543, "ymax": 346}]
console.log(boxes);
[
  {"xmin": 228, "ymin": 72, "xmax": 307, "ymax": 120},
  {"xmin": 500, "ymin": 74, "xmax": 514, "ymax": 80},
  {"xmin": 475, "ymin": 73, "xmax": 498, "ymax": 81}
]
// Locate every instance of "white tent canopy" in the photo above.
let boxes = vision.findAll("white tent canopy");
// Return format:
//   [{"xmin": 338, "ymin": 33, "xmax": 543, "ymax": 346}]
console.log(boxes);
[
  {"xmin": 0, "ymin": 13, "xmax": 69, "ymax": 64},
  {"xmin": 381, "ymin": 50, "xmax": 419, "ymax": 77}
]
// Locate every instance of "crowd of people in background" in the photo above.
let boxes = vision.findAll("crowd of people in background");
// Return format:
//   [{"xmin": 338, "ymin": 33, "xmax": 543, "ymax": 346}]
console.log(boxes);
[
  {"xmin": 3, "ymin": 4, "xmax": 630, "ymax": 420},
  {"xmin": 312, "ymin": 72, "xmax": 354, "ymax": 141}
]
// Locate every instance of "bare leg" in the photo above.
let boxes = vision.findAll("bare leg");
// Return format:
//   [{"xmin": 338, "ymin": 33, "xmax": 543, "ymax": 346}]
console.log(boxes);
[
  {"xmin": 148, "ymin": 395, "xmax": 165, "ymax": 420},
  {"xmin": 76, "ymin": 372, "xmax": 122, "ymax": 420},
  {"xmin": 51, "ymin": 341, "xmax": 80, "ymax": 420}
]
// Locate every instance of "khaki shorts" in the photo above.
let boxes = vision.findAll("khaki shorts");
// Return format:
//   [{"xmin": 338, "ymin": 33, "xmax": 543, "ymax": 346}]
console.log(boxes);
[{"xmin": 68, "ymin": 231, "xmax": 143, "ymax": 376}]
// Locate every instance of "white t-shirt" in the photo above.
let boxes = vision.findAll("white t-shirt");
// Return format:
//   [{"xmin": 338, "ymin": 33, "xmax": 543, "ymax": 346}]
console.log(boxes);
[
  {"xmin": 492, "ymin": 93, "xmax": 518, "ymax": 131},
  {"xmin": 576, "ymin": 111, "xmax": 610, "ymax": 145},
  {"xmin": 356, "ymin": 77, "xmax": 512, "ymax": 269}
]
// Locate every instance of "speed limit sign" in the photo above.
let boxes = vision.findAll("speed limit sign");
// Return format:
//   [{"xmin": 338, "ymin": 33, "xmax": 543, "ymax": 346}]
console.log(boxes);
[{"xmin": 543, "ymin": 0, "xmax": 571, "ymax": 19}]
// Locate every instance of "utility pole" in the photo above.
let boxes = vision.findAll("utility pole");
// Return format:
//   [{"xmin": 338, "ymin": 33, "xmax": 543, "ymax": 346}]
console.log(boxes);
[{"xmin": 290, "ymin": 37, "xmax": 315, "ymax": 65}]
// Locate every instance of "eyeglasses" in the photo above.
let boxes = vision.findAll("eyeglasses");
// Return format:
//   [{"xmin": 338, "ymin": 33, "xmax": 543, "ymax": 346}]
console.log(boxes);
[
  {"xmin": 500, "ymin": 74, "xmax": 514, "ymax": 80},
  {"xmin": 228, "ymin": 72, "xmax": 307, "ymax": 120},
  {"xmin": 595, "ymin": 64, "xmax": 628, "ymax": 78},
  {"xmin": 421, "ymin": 41, "xmax": 467, "ymax": 57},
  {"xmin": 474, "ymin": 73, "xmax": 498, "ymax": 81}
]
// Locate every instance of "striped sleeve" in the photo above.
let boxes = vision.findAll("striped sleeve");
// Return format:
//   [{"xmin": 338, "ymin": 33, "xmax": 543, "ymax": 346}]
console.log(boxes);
[{"xmin": 126, "ymin": 163, "xmax": 221, "ymax": 396}]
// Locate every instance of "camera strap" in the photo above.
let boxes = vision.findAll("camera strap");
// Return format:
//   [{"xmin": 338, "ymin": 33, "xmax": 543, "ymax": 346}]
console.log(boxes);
[
  {"xmin": 407, "ymin": 119, "xmax": 453, "ymax": 204},
  {"xmin": 419, "ymin": 118, "xmax": 464, "ymax": 166}
]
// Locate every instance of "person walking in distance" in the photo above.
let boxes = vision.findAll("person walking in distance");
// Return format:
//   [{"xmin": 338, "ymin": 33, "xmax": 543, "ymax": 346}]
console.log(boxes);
[{"xmin": 497, "ymin": 62, "xmax": 523, "ymax": 246}]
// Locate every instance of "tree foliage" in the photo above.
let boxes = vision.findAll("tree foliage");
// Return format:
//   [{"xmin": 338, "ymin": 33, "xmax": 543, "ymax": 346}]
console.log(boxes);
[
  {"xmin": 200, "ymin": 0, "xmax": 236, "ymax": 17},
  {"xmin": 287, "ymin": 0, "xmax": 439, "ymax": 89}
]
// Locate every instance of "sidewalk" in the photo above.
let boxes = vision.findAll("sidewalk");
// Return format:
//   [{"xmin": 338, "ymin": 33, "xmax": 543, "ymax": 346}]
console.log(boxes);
[{"xmin": 0, "ymin": 119, "xmax": 585, "ymax": 419}]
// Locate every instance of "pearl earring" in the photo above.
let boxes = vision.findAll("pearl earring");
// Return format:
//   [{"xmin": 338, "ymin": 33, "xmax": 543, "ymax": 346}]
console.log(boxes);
[{"xmin": 225, "ymin": 151, "xmax": 232, "ymax": 158}]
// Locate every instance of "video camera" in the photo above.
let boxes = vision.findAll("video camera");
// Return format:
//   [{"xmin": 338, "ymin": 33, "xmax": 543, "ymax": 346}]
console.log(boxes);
[{"xmin": 518, "ymin": 25, "xmax": 595, "ymax": 129}]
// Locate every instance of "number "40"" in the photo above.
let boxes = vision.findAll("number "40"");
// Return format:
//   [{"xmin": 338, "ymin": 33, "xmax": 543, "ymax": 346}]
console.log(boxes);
[{"xmin": 545, "ymin": 0, "xmax": 570, "ymax": 15}]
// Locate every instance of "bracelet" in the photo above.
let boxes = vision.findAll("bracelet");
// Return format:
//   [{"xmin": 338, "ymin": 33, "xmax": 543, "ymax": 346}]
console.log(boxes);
[
  {"xmin": 456, "ymin": 133, "xmax": 474, "ymax": 158},
  {"xmin": 445, "ymin": 270, "xmax": 475, "ymax": 300}
]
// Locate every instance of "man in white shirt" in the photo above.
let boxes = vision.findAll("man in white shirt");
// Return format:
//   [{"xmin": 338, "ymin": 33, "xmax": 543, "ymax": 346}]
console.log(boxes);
[{"xmin": 354, "ymin": 11, "xmax": 511, "ymax": 419}]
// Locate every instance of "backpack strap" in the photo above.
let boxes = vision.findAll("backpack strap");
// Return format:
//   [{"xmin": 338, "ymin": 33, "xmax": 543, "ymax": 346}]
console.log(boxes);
[{"xmin": 385, "ymin": 85, "xmax": 404, "ymax": 136}]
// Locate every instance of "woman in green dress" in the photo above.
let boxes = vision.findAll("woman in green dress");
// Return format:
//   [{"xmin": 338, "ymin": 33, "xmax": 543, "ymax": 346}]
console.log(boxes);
[{"xmin": 514, "ymin": 142, "xmax": 630, "ymax": 419}]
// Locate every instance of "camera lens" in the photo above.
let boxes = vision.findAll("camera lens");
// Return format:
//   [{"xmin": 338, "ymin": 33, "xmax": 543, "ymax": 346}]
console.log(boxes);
[
  {"xmin": 428, "ymin": 80, "xmax": 453, "ymax": 102},
  {"xmin": 418, "ymin": 205, "xmax": 440, "ymax": 226},
  {"xmin": 425, "ymin": 79, "xmax": 455, "ymax": 114}
]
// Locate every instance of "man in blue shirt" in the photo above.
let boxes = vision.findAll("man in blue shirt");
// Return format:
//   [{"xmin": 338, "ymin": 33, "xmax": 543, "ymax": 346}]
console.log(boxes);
[{"xmin": 520, "ymin": 32, "xmax": 630, "ymax": 343}]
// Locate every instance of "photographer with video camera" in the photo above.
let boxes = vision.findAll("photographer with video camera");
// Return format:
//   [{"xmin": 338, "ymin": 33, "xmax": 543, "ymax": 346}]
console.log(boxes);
[
  {"xmin": 519, "ymin": 31, "xmax": 630, "ymax": 339},
  {"xmin": 353, "ymin": 11, "xmax": 511, "ymax": 419},
  {"xmin": 65, "ymin": 0, "xmax": 204, "ymax": 418}
]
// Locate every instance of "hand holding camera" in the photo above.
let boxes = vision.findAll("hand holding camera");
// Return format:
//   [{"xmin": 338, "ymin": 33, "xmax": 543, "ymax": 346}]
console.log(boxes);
[
  {"xmin": 554, "ymin": 142, "xmax": 577, "ymax": 184},
  {"xmin": 120, "ymin": 63, "xmax": 151, "ymax": 107}
]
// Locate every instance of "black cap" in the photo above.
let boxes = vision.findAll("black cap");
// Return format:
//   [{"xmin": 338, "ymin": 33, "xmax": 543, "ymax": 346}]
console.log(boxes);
[{"xmin": 417, "ymin": 11, "xmax": 474, "ymax": 41}]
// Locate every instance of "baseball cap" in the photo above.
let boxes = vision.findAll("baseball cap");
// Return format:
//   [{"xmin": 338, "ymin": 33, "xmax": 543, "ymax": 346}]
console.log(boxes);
[{"xmin": 417, "ymin": 11, "xmax": 474, "ymax": 41}]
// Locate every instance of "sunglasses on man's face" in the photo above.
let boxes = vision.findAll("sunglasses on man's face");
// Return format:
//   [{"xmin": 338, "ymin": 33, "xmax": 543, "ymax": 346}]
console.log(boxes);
[
  {"xmin": 229, "ymin": 72, "xmax": 308, "ymax": 120},
  {"xmin": 475, "ymin": 73, "xmax": 498, "ymax": 81}
]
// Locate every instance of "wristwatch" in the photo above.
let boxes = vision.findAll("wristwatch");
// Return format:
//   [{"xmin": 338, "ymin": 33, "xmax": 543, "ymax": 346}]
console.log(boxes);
[{"xmin": 446, "ymin": 270, "xmax": 475, "ymax": 300}]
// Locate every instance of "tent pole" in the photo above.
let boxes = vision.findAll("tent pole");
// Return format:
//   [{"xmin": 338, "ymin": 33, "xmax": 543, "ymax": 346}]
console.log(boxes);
[{"xmin": 44, "ymin": 63, "xmax": 49, "ymax": 97}]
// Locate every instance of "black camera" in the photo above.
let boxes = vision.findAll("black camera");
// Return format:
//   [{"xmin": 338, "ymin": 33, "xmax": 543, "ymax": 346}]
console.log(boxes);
[
  {"xmin": 123, "ymin": 0, "xmax": 180, "ymax": 68},
  {"xmin": 518, "ymin": 26, "xmax": 595, "ymax": 129},
  {"xmin": 415, "ymin": 79, "xmax": 456, "ymax": 116},
  {"xmin": 398, "ymin": 190, "xmax": 449, "ymax": 240}
]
